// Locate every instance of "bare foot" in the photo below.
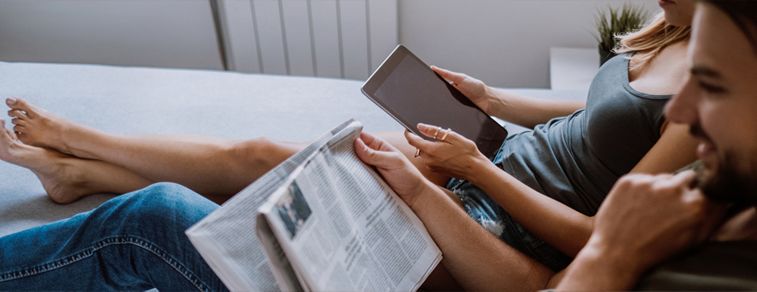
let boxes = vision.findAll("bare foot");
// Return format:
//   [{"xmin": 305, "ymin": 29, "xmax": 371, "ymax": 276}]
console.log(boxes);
[
  {"xmin": 6, "ymin": 97, "xmax": 80, "ymax": 155},
  {"xmin": 0, "ymin": 119, "xmax": 92, "ymax": 204}
]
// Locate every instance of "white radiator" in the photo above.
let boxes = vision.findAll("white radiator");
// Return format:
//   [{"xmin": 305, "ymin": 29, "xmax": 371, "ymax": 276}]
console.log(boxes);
[{"xmin": 219, "ymin": 0, "xmax": 398, "ymax": 80}]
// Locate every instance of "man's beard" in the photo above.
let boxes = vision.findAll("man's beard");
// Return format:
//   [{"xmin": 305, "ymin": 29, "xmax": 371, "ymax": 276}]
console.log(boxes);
[
  {"xmin": 689, "ymin": 123, "xmax": 757, "ymax": 206},
  {"xmin": 696, "ymin": 152, "xmax": 757, "ymax": 206}
]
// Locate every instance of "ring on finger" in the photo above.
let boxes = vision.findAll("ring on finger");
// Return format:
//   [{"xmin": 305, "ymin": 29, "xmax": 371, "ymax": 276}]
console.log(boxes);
[
  {"xmin": 440, "ymin": 128, "xmax": 450, "ymax": 142},
  {"xmin": 432, "ymin": 127, "xmax": 440, "ymax": 140}
]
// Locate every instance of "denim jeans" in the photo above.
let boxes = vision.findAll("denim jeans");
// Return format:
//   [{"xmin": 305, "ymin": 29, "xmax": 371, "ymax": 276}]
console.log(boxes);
[
  {"xmin": 0, "ymin": 183, "xmax": 228, "ymax": 291},
  {"xmin": 446, "ymin": 141, "xmax": 572, "ymax": 271}
]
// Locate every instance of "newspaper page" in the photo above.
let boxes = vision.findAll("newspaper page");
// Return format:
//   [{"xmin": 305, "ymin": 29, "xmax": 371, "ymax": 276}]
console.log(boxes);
[
  {"xmin": 258, "ymin": 123, "xmax": 442, "ymax": 292},
  {"xmin": 186, "ymin": 120, "xmax": 358, "ymax": 291}
]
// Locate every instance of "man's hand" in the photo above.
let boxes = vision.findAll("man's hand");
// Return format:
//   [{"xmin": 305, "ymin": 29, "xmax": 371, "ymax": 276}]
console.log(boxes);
[
  {"xmin": 557, "ymin": 171, "xmax": 727, "ymax": 290},
  {"xmin": 591, "ymin": 171, "xmax": 726, "ymax": 271},
  {"xmin": 354, "ymin": 131, "xmax": 437, "ymax": 209}
]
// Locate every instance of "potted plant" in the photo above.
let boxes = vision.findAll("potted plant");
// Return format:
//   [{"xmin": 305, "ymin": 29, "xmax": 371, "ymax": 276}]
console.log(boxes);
[{"xmin": 595, "ymin": 4, "xmax": 649, "ymax": 65}]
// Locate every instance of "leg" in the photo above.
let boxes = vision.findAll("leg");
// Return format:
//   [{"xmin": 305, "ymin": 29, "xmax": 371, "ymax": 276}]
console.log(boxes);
[
  {"xmin": 0, "ymin": 183, "xmax": 226, "ymax": 291},
  {"xmin": 7, "ymin": 99, "xmax": 452, "ymax": 199},
  {"xmin": 0, "ymin": 119, "xmax": 152, "ymax": 203},
  {"xmin": 7, "ymin": 97, "xmax": 299, "ymax": 198}
]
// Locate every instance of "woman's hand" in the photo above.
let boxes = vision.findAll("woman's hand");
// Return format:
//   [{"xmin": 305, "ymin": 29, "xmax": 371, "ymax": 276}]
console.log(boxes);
[
  {"xmin": 404, "ymin": 123, "xmax": 491, "ymax": 182},
  {"xmin": 431, "ymin": 66, "xmax": 494, "ymax": 114},
  {"xmin": 354, "ymin": 131, "xmax": 437, "ymax": 208}
]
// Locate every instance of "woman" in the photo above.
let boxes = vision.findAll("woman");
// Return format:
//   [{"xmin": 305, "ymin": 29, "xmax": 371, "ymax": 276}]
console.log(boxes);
[{"xmin": 0, "ymin": 0, "xmax": 696, "ymax": 289}]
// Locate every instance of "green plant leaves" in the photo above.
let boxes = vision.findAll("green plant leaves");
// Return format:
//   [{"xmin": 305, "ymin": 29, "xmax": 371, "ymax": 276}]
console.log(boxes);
[{"xmin": 595, "ymin": 4, "xmax": 650, "ymax": 51}]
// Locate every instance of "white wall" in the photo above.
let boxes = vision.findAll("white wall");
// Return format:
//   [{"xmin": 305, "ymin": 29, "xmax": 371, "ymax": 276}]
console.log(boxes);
[
  {"xmin": 399, "ymin": 0, "xmax": 660, "ymax": 88},
  {"xmin": 0, "ymin": 0, "xmax": 223, "ymax": 70},
  {"xmin": 0, "ymin": 0, "xmax": 661, "ymax": 88}
]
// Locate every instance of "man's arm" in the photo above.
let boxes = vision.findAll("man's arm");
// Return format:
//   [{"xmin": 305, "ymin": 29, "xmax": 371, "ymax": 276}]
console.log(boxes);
[
  {"xmin": 354, "ymin": 132, "xmax": 554, "ymax": 291},
  {"xmin": 554, "ymin": 172, "xmax": 727, "ymax": 290}
]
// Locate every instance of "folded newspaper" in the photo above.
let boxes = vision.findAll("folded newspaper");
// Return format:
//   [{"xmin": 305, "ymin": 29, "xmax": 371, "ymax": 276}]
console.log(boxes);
[{"xmin": 186, "ymin": 119, "xmax": 442, "ymax": 291}]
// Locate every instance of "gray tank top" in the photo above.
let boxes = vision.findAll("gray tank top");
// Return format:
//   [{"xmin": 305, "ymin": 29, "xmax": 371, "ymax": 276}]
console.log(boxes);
[{"xmin": 497, "ymin": 55, "xmax": 670, "ymax": 215}]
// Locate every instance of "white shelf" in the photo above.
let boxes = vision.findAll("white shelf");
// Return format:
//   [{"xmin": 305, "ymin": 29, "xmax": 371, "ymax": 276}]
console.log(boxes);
[{"xmin": 550, "ymin": 47, "xmax": 599, "ymax": 93}]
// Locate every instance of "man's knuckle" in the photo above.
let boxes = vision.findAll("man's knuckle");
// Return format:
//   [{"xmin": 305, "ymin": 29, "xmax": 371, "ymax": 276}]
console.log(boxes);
[
  {"xmin": 651, "ymin": 181, "xmax": 675, "ymax": 194},
  {"xmin": 616, "ymin": 176, "xmax": 635, "ymax": 189},
  {"xmin": 619, "ymin": 175, "xmax": 649, "ymax": 189}
]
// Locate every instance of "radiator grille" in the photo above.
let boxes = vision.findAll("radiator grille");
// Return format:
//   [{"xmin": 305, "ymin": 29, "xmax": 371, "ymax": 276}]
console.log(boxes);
[{"xmin": 220, "ymin": 0, "xmax": 398, "ymax": 80}]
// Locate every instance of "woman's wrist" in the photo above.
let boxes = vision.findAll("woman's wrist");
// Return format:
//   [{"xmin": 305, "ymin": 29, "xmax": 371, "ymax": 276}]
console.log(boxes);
[
  {"xmin": 464, "ymin": 155, "xmax": 497, "ymax": 186},
  {"xmin": 484, "ymin": 87, "xmax": 512, "ymax": 119}
]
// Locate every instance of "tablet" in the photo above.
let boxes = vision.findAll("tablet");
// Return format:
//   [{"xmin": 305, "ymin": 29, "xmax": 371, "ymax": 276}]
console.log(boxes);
[{"xmin": 361, "ymin": 45, "xmax": 508, "ymax": 158}]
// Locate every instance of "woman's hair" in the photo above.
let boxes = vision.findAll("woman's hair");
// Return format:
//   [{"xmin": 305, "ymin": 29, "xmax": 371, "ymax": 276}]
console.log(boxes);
[
  {"xmin": 615, "ymin": 13, "xmax": 691, "ymax": 72},
  {"xmin": 699, "ymin": 0, "xmax": 757, "ymax": 52}
]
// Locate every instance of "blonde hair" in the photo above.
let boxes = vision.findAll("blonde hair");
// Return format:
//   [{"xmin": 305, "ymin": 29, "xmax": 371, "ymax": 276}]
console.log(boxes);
[{"xmin": 615, "ymin": 13, "xmax": 691, "ymax": 72}]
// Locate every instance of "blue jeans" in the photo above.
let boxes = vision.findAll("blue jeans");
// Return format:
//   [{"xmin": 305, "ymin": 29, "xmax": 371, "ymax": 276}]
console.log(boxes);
[
  {"xmin": 0, "ymin": 183, "xmax": 227, "ymax": 291},
  {"xmin": 446, "ymin": 141, "xmax": 572, "ymax": 271}
]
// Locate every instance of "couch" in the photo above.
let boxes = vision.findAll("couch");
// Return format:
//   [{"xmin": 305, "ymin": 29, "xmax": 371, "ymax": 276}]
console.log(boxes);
[{"xmin": 0, "ymin": 61, "xmax": 585, "ymax": 237}]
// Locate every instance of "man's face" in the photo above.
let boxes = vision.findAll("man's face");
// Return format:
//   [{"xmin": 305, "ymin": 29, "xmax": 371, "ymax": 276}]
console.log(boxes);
[{"xmin": 665, "ymin": 3, "xmax": 757, "ymax": 204}]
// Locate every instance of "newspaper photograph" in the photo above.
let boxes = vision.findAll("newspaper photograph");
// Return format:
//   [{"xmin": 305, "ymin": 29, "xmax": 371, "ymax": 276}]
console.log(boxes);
[
  {"xmin": 187, "ymin": 119, "xmax": 441, "ymax": 291},
  {"xmin": 258, "ymin": 123, "xmax": 441, "ymax": 291}
]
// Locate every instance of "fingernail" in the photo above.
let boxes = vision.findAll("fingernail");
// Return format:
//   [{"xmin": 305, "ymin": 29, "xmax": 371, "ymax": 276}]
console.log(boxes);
[
  {"xmin": 417, "ymin": 123, "xmax": 430, "ymax": 130},
  {"xmin": 6, "ymin": 98, "xmax": 16, "ymax": 105}
]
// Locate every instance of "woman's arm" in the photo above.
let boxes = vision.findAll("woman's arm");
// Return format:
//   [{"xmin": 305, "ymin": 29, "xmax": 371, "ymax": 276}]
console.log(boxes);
[
  {"xmin": 459, "ymin": 123, "xmax": 697, "ymax": 256},
  {"xmin": 354, "ymin": 132, "xmax": 554, "ymax": 291},
  {"xmin": 470, "ymin": 160, "xmax": 594, "ymax": 256},
  {"xmin": 486, "ymin": 87, "xmax": 586, "ymax": 128},
  {"xmin": 410, "ymin": 182, "xmax": 554, "ymax": 290},
  {"xmin": 629, "ymin": 123, "xmax": 699, "ymax": 174},
  {"xmin": 431, "ymin": 66, "xmax": 584, "ymax": 128},
  {"xmin": 405, "ymin": 122, "xmax": 699, "ymax": 257}
]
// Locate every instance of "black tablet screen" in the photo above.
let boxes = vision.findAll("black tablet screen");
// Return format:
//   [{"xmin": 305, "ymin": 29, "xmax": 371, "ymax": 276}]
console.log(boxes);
[{"xmin": 361, "ymin": 45, "xmax": 508, "ymax": 158}]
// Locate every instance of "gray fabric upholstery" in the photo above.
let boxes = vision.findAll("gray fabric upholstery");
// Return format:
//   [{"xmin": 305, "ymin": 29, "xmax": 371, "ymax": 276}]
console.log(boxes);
[{"xmin": 0, "ymin": 62, "xmax": 584, "ymax": 237}]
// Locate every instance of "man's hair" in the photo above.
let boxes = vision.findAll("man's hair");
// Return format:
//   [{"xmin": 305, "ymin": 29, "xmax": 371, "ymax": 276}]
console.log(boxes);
[{"xmin": 700, "ymin": 0, "xmax": 757, "ymax": 51}]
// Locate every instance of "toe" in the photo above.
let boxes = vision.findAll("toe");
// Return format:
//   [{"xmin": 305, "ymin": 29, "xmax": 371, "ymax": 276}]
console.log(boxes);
[
  {"xmin": 12, "ymin": 118, "xmax": 27, "ymax": 127},
  {"xmin": 10, "ymin": 98, "xmax": 39, "ymax": 119},
  {"xmin": 0, "ymin": 120, "xmax": 13, "ymax": 141},
  {"xmin": 7, "ymin": 109, "xmax": 27, "ymax": 119},
  {"xmin": 13, "ymin": 125, "xmax": 25, "ymax": 134},
  {"xmin": 6, "ymin": 128, "xmax": 17, "ymax": 140}
]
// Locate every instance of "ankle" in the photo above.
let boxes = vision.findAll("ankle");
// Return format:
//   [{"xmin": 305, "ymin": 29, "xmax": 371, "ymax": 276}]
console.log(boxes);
[
  {"xmin": 58, "ymin": 126, "xmax": 103, "ymax": 159},
  {"xmin": 43, "ymin": 159, "xmax": 90, "ymax": 204}
]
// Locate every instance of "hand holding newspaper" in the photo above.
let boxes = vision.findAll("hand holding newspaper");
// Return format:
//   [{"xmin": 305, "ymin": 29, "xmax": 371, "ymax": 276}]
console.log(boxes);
[{"xmin": 186, "ymin": 119, "xmax": 442, "ymax": 291}]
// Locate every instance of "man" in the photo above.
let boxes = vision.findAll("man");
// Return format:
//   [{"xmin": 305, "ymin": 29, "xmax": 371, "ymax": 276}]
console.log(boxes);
[
  {"xmin": 557, "ymin": 0, "xmax": 757, "ymax": 289},
  {"xmin": 2, "ymin": 0, "xmax": 754, "ymax": 290},
  {"xmin": 358, "ymin": 0, "xmax": 757, "ymax": 289}
]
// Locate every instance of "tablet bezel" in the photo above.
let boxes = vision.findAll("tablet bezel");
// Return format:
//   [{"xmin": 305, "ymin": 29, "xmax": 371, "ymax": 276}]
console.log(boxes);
[{"xmin": 360, "ymin": 45, "xmax": 507, "ymax": 157}]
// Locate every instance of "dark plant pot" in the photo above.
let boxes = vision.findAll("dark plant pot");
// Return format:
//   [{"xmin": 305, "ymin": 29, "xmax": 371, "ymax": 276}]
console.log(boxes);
[{"xmin": 599, "ymin": 46, "xmax": 617, "ymax": 66}]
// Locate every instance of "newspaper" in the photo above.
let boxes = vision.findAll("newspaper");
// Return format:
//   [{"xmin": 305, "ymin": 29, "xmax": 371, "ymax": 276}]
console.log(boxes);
[{"xmin": 186, "ymin": 119, "xmax": 441, "ymax": 291}]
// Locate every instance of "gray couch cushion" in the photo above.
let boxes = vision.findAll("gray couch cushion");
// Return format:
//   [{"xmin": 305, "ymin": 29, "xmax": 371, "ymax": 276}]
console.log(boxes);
[{"xmin": 0, "ymin": 62, "xmax": 583, "ymax": 237}]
